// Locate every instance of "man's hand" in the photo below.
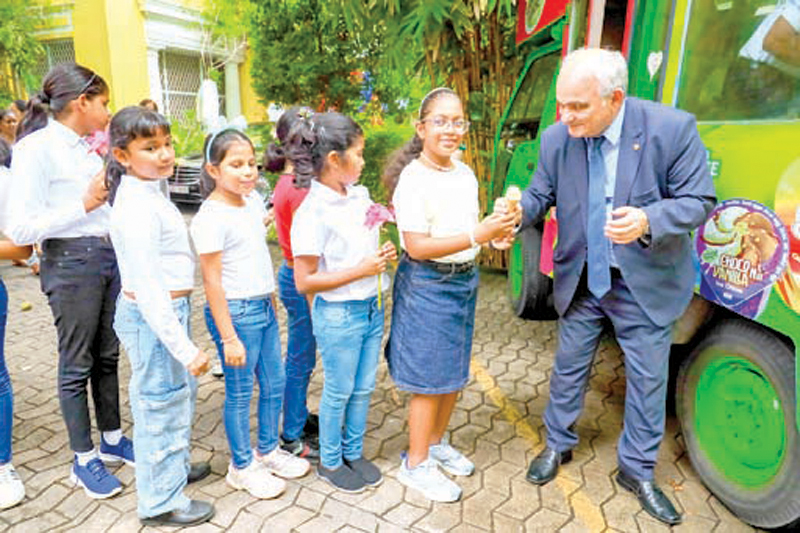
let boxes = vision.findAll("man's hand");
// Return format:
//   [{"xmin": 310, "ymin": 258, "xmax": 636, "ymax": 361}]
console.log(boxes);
[
  {"xmin": 605, "ymin": 206, "xmax": 649, "ymax": 244},
  {"xmin": 187, "ymin": 350, "xmax": 210, "ymax": 376}
]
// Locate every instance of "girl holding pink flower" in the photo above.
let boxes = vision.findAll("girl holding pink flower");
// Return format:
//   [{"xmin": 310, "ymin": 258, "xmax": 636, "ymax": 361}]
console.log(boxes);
[{"xmin": 287, "ymin": 111, "xmax": 396, "ymax": 494}]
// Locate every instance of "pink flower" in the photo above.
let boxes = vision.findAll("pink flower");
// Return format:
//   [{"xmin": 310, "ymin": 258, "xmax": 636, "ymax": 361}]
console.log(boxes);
[
  {"xmin": 365, "ymin": 203, "xmax": 395, "ymax": 230},
  {"xmin": 86, "ymin": 130, "xmax": 110, "ymax": 157}
]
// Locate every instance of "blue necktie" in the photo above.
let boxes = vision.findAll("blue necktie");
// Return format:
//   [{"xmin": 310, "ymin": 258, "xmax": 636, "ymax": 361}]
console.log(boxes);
[{"xmin": 587, "ymin": 137, "xmax": 611, "ymax": 299}]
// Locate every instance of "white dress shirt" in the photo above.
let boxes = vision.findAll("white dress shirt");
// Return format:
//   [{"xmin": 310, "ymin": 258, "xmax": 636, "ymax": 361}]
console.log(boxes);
[
  {"xmin": 393, "ymin": 159, "xmax": 480, "ymax": 264},
  {"xmin": 190, "ymin": 191, "xmax": 276, "ymax": 299},
  {"xmin": 8, "ymin": 120, "xmax": 110, "ymax": 245},
  {"xmin": 291, "ymin": 180, "xmax": 388, "ymax": 302},
  {"xmin": 110, "ymin": 175, "xmax": 198, "ymax": 366}
]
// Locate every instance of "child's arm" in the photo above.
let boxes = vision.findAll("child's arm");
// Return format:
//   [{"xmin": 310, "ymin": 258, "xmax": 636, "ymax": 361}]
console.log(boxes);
[
  {"xmin": 293, "ymin": 250, "xmax": 389, "ymax": 294},
  {"xmin": 0, "ymin": 240, "xmax": 32, "ymax": 261},
  {"xmin": 402, "ymin": 211, "xmax": 517, "ymax": 261},
  {"xmin": 197, "ymin": 252, "xmax": 246, "ymax": 367}
]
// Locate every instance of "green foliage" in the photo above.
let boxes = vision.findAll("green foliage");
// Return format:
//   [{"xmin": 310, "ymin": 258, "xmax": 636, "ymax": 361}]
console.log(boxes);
[
  {"xmin": 171, "ymin": 110, "xmax": 206, "ymax": 158},
  {"xmin": 245, "ymin": 0, "xmax": 420, "ymax": 115},
  {"xmin": 0, "ymin": 1, "xmax": 45, "ymax": 93},
  {"xmin": 359, "ymin": 121, "xmax": 414, "ymax": 205}
]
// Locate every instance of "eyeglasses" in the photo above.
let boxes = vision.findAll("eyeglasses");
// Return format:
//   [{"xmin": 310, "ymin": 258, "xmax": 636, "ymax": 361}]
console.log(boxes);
[{"xmin": 422, "ymin": 117, "xmax": 470, "ymax": 133}]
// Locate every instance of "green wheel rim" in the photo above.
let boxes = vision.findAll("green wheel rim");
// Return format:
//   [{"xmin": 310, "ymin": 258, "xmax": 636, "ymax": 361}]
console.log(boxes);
[
  {"xmin": 510, "ymin": 239, "xmax": 523, "ymax": 301},
  {"xmin": 694, "ymin": 351, "xmax": 787, "ymax": 489}
]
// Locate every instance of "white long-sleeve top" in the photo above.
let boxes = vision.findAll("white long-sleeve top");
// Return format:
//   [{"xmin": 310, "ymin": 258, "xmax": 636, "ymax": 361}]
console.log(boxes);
[
  {"xmin": 110, "ymin": 175, "xmax": 198, "ymax": 366},
  {"xmin": 7, "ymin": 120, "xmax": 110, "ymax": 245}
]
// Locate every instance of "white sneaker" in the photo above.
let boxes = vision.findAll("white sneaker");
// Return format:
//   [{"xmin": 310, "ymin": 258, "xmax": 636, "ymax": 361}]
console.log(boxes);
[
  {"xmin": 429, "ymin": 439, "xmax": 475, "ymax": 476},
  {"xmin": 0, "ymin": 463, "xmax": 25, "ymax": 509},
  {"xmin": 226, "ymin": 460, "xmax": 285, "ymax": 499},
  {"xmin": 397, "ymin": 455, "xmax": 461, "ymax": 503},
  {"xmin": 257, "ymin": 446, "xmax": 310, "ymax": 479}
]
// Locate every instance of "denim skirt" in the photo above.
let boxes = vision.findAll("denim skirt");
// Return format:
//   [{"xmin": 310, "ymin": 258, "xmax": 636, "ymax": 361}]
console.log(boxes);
[{"xmin": 386, "ymin": 255, "xmax": 479, "ymax": 394}]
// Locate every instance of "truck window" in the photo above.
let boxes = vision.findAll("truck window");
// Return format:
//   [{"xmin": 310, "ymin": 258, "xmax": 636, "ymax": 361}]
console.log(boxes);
[
  {"xmin": 494, "ymin": 52, "xmax": 560, "ymax": 199},
  {"xmin": 504, "ymin": 53, "xmax": 560, "ymax": 141},
  {"xmin": 677, "ymin": 0, "xmax": 799, "ymax": 121}
]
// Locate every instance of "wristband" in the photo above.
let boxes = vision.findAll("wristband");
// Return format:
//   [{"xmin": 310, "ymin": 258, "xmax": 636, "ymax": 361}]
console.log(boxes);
[
  {"xmin": 221, "ymin": 334, "xmax": 237, "ymax": 344},
  {"xmin": 468, "ymin": 228, "xmax": 478, "ymax": 248}
]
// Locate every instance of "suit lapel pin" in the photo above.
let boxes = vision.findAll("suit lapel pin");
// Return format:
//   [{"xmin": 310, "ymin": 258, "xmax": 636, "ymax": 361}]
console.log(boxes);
[{"xmin": 633, "ymin": 143, "xmax": 641, "ymax": 151}]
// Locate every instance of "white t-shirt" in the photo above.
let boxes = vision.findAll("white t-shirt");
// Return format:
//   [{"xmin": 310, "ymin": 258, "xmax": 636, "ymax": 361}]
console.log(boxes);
[
  {"xmin": 291, "ymin": 180, "xmax": 388, "ymax": 302},
  {"xmin": 190, "ymin": 192, "xmax": 275, "ymax": 299},
  {"xmin": 392, "ymin": 158, "xmax": 480, "ymax": 264},
  {"xmin": 740, "ymin": 0, "xmax": 800, "ymax": 77}
]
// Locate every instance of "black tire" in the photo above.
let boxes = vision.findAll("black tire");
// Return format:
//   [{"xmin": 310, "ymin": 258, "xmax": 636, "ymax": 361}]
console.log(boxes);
[
  {"xmin": 676, "ymin": 319, "xmax": 800, "ymax": 529},
  {"xmin": 508, "ymin": 224, "xmax": 557, "ymax": 320}
]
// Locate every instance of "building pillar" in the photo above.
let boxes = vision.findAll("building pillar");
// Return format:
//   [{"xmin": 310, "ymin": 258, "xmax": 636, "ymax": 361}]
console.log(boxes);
[
  {"xmin": 224, "ymin": 60, "xmax": 241, "ymax": 120},
  {"xmin": 146, "ymin": 48, "xmax": 164, "ymax": 111}
]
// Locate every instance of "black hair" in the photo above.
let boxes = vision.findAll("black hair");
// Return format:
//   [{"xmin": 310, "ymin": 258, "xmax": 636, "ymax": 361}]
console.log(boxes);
[
  {"xmin": 263, "ymin": 106, "xmax": 312, "ymax": 173},
  {"xmin": 139, "ymin": 98, "xmax": 158, "ymax": 112},
  {"xmin": 12, "ymin": 100, "xmax": 26, "ymax": 113},
  {"xmin": 382, "ymin": 88, "xmax": 461, "ymax": 198},
  {"xmin": 106, "ymin": 106, "xmax": 171, "ymax": 205},
  {"xmin": 0, "ymin": 138, "xmax": 11, "ymax": 168},
  {"xmin": 200, "ymin": 129, "xmax": 255, "ymax": 196},
  {"xmin": 17, "ymin": 63, "xmax": 109, "ymax": 142},
  {"xmin": 285, "ymin": 112, "xmax": 364, "ymax": 188}
]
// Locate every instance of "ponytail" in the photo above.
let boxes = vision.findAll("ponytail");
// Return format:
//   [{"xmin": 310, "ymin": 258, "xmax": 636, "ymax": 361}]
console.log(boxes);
[
  {"xmin": 285, "ymin": 111, "xmax": 363, "ymax": 189},
  {"xmin": 382, "ymin": 134, "xmax": 423, "ymax": 199},
  {"xmin": 17, "ymin": 63, "xmax": 108, "ymax": 142},
  {"xmin": 17, "ymin": 93, "xmax": 50, "ymax": 142},
  {"xmin": 263, "ymin": 106, "xmax": 312, "ymax": 173}
]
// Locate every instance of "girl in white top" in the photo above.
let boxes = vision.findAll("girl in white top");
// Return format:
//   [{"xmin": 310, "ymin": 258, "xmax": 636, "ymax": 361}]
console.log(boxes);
[
  {"xmin": 191, "ymin": 130, "xmax": 309, "ymax": 501},
  {"xmin": 106, "ymin": 106, "xmax": 214, "ymax": 527},
  {"xmin": 383, "ymin": 88, "xmax": 515, "ymax": 502},
  {"xmin": 0, "ymin": 140, "xmax": 32, "ymax": 510},
  {"xmin": 7, "ymin": 64, "xmax": 133, "ymax": 500},
  {"xmin": 289, "ymin": 112, "xmax": 396, "ymax": 493}
]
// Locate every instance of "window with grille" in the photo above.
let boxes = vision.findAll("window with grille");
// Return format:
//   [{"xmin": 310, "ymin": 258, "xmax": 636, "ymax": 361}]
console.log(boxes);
[
  {"xmin": 29, "ymin": 39, "xmax": 76, "ymax": 90},
  {"xmin": 159, "ymin": 50, "xmax": 225, "ymax": 123}
]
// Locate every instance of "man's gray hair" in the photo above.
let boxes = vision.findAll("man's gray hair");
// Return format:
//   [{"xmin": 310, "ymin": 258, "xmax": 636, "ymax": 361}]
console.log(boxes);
[{"xmin": 561, "ymin": 48, "xmax": 628, "ymax": 97}]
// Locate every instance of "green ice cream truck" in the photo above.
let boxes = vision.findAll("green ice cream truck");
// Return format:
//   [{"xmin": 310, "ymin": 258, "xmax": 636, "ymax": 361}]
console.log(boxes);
[{"xmin": 493, "ymin": 0, "xmax": 800, "ymax": 527}]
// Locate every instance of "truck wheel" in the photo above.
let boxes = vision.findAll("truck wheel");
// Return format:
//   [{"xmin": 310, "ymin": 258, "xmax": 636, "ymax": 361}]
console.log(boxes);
[
  {"xmin": 508, "ymin": 224, "xmax": 557, "ymax": 320},
  {"xmin": 676, "ymin": 319, "xmax": 800, "ymax": 528}
]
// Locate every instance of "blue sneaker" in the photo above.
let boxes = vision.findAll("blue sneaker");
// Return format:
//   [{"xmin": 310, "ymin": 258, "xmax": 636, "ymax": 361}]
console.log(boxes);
[
  {"xmin": 70, "ymin": 457, "xmax": 122, "ymax": 499},
  {"xmin": 99, "ymin": 436, "xmax": 135, "ymax": 466}
]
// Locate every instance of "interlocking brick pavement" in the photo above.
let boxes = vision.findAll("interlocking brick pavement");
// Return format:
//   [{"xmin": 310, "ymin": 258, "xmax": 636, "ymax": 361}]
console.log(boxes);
[{"xmin": 0, "ymin": 231, "xmax": 759, "ymax": 532}]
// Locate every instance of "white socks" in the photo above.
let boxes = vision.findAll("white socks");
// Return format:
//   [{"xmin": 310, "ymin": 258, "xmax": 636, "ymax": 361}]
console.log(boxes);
[
  {"xmin": 102, "ymin": 429, "xmax": 122, "ymax": 446},
  {"xmin": 75, "ymin": 448, "xmax": 98, "ymax": 466}
]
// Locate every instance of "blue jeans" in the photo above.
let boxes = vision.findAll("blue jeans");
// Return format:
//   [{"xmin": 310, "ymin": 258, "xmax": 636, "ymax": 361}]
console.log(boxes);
[
  {"xmin": 312, "ymin": 296, "xmax": 383, "ymax": 469},
  {"xmin": 205, "ymin": 298, "xmax": 284, "ymax": 469},
  {"xmin": 0, "ymin": 279, "xmax": 12, "ymax": 465},
  {"xmin": 277, "ymin": 262, "xmax": 317, "ymax": 441},
  {"xmin": 114, "ymin": 296, "xmax": 197, "ymax": 518}
]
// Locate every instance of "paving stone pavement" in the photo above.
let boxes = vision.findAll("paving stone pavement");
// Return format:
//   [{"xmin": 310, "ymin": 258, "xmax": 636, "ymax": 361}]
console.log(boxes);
[{"xmin": 0, "ymin": 235, "xmax": 759, "ymax": 532}]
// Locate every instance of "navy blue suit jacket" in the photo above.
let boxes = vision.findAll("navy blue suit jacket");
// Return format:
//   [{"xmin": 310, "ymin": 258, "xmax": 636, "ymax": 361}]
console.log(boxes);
[{"xmin": 520, "ymin": 97, "xmax": 717, "ymax": 327}]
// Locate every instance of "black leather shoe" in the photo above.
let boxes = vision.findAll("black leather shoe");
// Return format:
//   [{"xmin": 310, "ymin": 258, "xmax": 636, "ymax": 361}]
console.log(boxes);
[
  {"xmin": 525, "ymin": 447, "xmax": 573, "ymax": 485},
  {"xmin": 615, "ymin": 470, "xmax": 682, "ymax": 526},
  {"xmin": 188, "ymin": 462, "xmax": 211, "ymax": 484},
  {"xmin": 140, "ymin": 499, "xmax": 215, "ymax": 527}
]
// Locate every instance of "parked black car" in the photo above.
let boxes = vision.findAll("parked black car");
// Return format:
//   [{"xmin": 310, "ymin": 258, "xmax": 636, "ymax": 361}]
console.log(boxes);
[{"xmin": 168, "ymin": 155, "xmax": 272, "ymax": 206}]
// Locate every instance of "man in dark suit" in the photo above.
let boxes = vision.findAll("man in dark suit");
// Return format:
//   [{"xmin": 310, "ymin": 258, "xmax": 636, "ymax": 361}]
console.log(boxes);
[{"xmin": 502, "ymin": 48, "xmax": 716, "ymax": 525}]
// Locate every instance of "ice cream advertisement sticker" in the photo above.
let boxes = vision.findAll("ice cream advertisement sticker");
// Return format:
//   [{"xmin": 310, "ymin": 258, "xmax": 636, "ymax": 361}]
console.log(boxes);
[{"xmin": 696, "ymin": 199, "xmax": 789, "ymax": 319}]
